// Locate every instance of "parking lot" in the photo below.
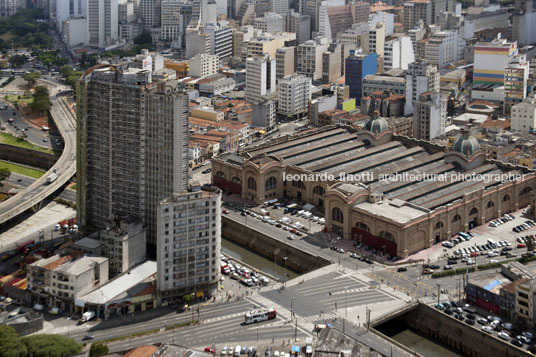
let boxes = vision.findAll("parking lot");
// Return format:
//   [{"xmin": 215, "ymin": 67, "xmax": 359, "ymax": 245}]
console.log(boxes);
[{"xmin": 434, "ymin": 300, "xmax": 535, "ymax": 352}]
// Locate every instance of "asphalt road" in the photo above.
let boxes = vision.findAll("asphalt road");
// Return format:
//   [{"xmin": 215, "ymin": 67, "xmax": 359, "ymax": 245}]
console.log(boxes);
[
  {"xmin": 0, "ymin": 80, "xmax": 76, "ymax": 225},
  {"xmin": 4, "ymin": 171, "xmax": 76, "ymax": 203}
]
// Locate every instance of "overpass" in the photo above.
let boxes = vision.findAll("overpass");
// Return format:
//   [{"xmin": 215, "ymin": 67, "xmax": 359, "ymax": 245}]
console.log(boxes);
[{"xmin": 0, "ymin": 84, "xmax": 77, "ymax": 225}]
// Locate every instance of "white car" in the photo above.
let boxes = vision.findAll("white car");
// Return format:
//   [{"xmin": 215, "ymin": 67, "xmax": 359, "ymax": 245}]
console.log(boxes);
[
  {"xmin": 481, "ymin": 326, "xmax": 493, "ymax": 334},
  {"xmin": 319, "ymin": 218, "xmax": 325, "ymax": 224},
  {"xmin": 287, "ymin": 235, "xmax": 295, "ymax": 240},
  {"xmin": 282, "ymin": 226, "xmax": 289, "ymax": 231},
  {"xmin": 498, "ymin": 332, "xmax": 510, "ymax": 340}
]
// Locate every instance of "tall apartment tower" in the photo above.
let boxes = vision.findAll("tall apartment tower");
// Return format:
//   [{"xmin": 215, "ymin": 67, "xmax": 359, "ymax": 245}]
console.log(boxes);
[
  {"xmin": 246, "ymin": 54, "xmax": 276, "ymax": 103},
  {"xmin": 192, "ymin": 0, "xmax": 208, "ymax": 25},
  {"xmin": 276, "ymin": 47, "xmax": 297, "ymax": 81},
  {"xmin": 77, "ymin": 66, "xmax": 189, "ymax": 250},
  {"xmin": 404, "ymin": 60, "xmax": 439, "ymax": 116},
  {"xmin": 345, "ymin": 51, "xmax": 378, "ymax": 101},
  {"xmin": 140, "ymin": 0, "xmax": 162, "ymax": 29},
  {"xmin": 287, "ymin": 9, "xmax": 311, "ymax": 44},
  {"xmin": 156, "ymin": 185, "xmax": 222, "ymax": 300},
  {"xmin": 403, "ymin": 0, "xmax": 432, "ymax": 32},
  {"xmin": 413, "ymin": 92, "xmax": 446, "ymax": 140},
  {"xmin": 87, "ymin": 0, "xmax": 119, "ymax": 49},
  {"xmin": 161, "ymin": 0, "xmax": 185, "ymax": 47},
  {"xmin": 273, "ymin": 0, "xmax": 289, "ymax": 16},
  {"xmin": 277, "ymin": 74, "xmax": 311, "ymax": 120},
  {"xmin": 0, "ymin": 0, "xmax": 25, "ymax": 16},
  {"xmin": 504, "ymin": 55, "xmax": 530, "ymax": 115}
]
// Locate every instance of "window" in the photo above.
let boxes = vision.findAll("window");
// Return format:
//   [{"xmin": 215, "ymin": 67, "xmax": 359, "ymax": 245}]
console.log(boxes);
[
  {"xmin": 503, "ymin": 194, "xmax": 510, "ymax": 202},
  {"xmin": 247, "ymin": 177, "xmax": 257, "ymax": 190},
  {"xmin": 292, "ymin": 180, "xmax": 305, "ymax": 189},
  {"xmin": 435, "ymin": 221, "xmax": 443, "ymax": 229},
  {"xmin": 355, "ymin": 222, "xmax": 370, "ymax": 232},
  {"xmin": 313, "ymin": 185, "xmax": 325, "ymax": 195},
  {"xmin": 452, "ymin": 214, "xmax": 461, "ymax": 223},
  {"xmin": 232, "ymin": 176, "xmax": 241, "ymax": 184},
  {"xmin": 487, "ymin": 201, "xmax": 494, "ymax": 208},
  {"xmin": 265, "ymin": 176, "xmax": 277, "ymax": 191},
  {"xmin": 469, "ymin": 208, "xmax": 478, "ymax": 216},
  {"xmin": 215, "ymin": 171, "xmax": 225, "ymax": 179},
  {"xmin": 379, "ymin": 231, "xmax": 395, "ymax": 241},
  {"xmin": 332, "ymin": 207, "xmax": 344, "ymax": 223},
  {"xmin": 521, "ymin": 187, "xmax": 532, "ymax": 196}
]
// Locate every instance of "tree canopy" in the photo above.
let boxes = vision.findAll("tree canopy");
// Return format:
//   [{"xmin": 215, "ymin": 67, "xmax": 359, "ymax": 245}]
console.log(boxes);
[
  {"xmin": 9, "ymin": 54, "xmax": 28, "ymax": 68},
  {"xmin": 60, "ymin": 66, "xmax": 83, "ymax": 88},
  {"xmin": 21, "ymin": 334, "xmax": 82, "ymax": 357},
  {"xmin": 0, "ymin": 167, "xmax": 10, "ymax": 184},
  {"xmin": 134, "ymin": 32, "xmax": 152, "ymax": 46},
  {"xmin": 37, "ymin": 51, "xmax": 68, "ymax": 68},
  {"xmin": 0, "ymin": 9, "xmax": 51, "ymax": 50},
  {"xmin": 89, "ymin": 343, "xmax": 109, "ymax": 357},
  {"xmin": 30, "ymin": 85, "xmax": 50, "ymax": 113},
  {"xmin": 23, "ymin": 71, "xmax": 41, "ymax": 88},
  {"xmin": 0, "ymin": 325, "xmax": 27, "ymax": 357}
]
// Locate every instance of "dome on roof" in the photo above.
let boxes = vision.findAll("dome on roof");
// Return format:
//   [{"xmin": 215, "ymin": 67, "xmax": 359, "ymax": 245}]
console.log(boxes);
[
  {"xmin": 452, "ymin": 132, "xmax": 480, "ymax": 156},
  {"xmin": 364, "ymin": 111, "xmax": 389, "ymax": 134}
]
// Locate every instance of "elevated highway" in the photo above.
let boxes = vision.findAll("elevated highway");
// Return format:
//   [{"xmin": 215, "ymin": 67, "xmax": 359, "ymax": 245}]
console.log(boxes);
[{"xmin": 0, "ymin": 86, "xmax": 76, "ymax": 225}]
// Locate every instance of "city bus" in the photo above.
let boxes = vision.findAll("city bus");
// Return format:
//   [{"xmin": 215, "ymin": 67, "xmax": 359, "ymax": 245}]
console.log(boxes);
[{"xmin": 244, "ymin": 308, "xmax": 276, "ymax": 324}]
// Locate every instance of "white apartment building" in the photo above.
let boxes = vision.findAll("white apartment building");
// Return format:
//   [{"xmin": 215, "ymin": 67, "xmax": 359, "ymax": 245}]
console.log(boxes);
[
  {"xmin": 245, "ymin": 54, "xmax": 276, "ymax": 103},
  {"xmin": 297, "ymin": 37, "xmax": 330, "ymax": 81},
  {"xmin": 189, "ymin": 53, "xmax": 219, "ymax": 78},
  {"xmin": 369, "ymin": 22, "xmax": 385, "ymax": 58},
  {"xmin": 139, "ymin": 0, "xmax": 160, "ymax": 29},
  {"xmin": 27, "ymin": 255, "xmax": 109, "ymax": 312},
  {"xmin": 404, "ymin": 60, "xmax": 439, "ymax": 115},
  {"xmin": 277, "ymin": 74, "xmax": 311, "ymax": 119},
  {"xmin": 384, "ymin": 36, "xmax": 415, "ymax": 71},
  {"xmin": 368, "ymin": 10, "xmax": 394, "ymax": 36},
  {"xmin": 0, "ymin": 0, "xmax": 25, "ymax": 16},
  {"xmin": 424, "ymin": 30, "xmax": 464, "ymax": 69},
  {"xmin": 272, "ymin": 0, "xmax": 289, "ymax": 16},
  {"xmin": 87, "ymin": 0, "xmax": 119, "ymax": 48},
  {"xmin": 204, "ymin": 21, "xmax": 233, "ymax": 60},
  {"xmin": 156, "ymin": 185, "xmax": 222, "ymax": 299},
  {"xmin": 511, "ymin": 95, "xmax": 536, "ymax": 133}
]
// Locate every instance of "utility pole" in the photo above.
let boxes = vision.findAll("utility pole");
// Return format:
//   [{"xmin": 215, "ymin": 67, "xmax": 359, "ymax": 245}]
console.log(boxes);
[
  {"xmin": 283, "ymin": 257, "xmax": 288, "ymax": 287},
  {"xmin": 458, "ymin": 278, "xmax": 461, "ymax": 301},
  {"xmin": 274, "ymin": 251, "xmax": 277, "ymax": 278},
  {"xmin": 366, "ymin": 307, "xmax": 370, "ymax": 331},
  {"xmin": 437, "ymin": 283, "xmax": 441, "ymax": 306},
  {"xmin": 294, "ymin": 317, "xmax": 298, "ymax": 341}
]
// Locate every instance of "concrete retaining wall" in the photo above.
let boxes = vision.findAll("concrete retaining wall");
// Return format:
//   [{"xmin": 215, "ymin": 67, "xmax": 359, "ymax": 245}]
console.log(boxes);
[
  {"xmin": 398, "ymin": 303, "xmax": 527, "ymax": 357},
  {"xmin": 222, "ymin": 216, "xmax": 330, "ymax": 274},
  {"xmin": 0, "ymin": 143, "xmax": 58, "ymax": 170}
]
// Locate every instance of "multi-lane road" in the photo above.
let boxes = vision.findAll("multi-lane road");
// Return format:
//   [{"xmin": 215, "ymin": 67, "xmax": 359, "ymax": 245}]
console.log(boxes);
[{"xmin": 0, "ymin": 80, "xmax": 76, "ymax": 225}]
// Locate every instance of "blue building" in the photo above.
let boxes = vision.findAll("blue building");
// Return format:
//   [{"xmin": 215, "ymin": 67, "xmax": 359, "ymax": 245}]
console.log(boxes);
[{"xmin": 345, "ymin": 51, "xmax": 378, "ymax": 101}]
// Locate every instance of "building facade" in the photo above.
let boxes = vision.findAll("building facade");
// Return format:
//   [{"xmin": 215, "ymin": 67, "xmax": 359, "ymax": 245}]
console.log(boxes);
[
  {"xmin": 245, "ymin": 54, "xmax": 276, "ymax": 104},
  {"xmin": 404, "ymin": 60, "xmax": 440, "ymax": 115},
  {"xmin": 277, "ymin": 74, "xmax": 311, "ymax": 120},
  {"xmin": 345, "ymin": 51, "xmax": 378, "ymax": 101}
]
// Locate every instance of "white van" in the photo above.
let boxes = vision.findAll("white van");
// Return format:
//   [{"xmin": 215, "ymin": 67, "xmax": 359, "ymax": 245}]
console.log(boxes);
[
  {"xmin": 233, "ymin": 345, "xmax": 241, "ymax": 356},
  {"xmin": 33, "ymin": 303, "xmax": 44, "ymax": 311}
]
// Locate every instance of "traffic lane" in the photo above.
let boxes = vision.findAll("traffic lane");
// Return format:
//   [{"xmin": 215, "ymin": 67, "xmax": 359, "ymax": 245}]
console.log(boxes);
[
  {"xmin": 68, "ymin": 300, "xmax": 254, "ymax": 341},
  {"xmin": 0, "ymin": 100, "xmax": 53, "ymax": 148}
]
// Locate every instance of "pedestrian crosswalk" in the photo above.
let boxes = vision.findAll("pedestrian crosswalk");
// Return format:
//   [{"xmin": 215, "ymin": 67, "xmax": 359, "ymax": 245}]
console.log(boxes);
[
  {"xmin": 258, "ymin": 285, "xmax": 278, "ymax": 293},
  {"xmin": 297, "ymin": 312, "xmax": 339, "ymax": 324}
]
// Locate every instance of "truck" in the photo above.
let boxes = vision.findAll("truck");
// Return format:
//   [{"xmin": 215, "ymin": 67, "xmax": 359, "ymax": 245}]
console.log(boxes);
[
  {"xmin": 305, "ymin": 337, "xmax": 313, "ymax": 356},
  {"xmin": 78, "ymin": 311, "xmax": 95, "ymax": 324},
  {"xmin": 46, "ymin": 173, "xmax": 58, "ymax": 184},
  {"xmin": 17, "ymin": 240, "xmax": 35, "ymax": 253}
]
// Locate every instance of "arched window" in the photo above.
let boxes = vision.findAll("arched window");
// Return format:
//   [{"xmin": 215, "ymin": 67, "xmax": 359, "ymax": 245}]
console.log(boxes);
[
  {"xmin": 503, "ymin": 194, "xmax": 510, "ymax": 202},
  {"xmin": 379, "ymin": 231, "xmax": 395, "ymax": 241},
  {"xmin": 332, "ymin": 207, "xmax": 344, "ymax": 223},
  {"xmin": 292, "ymin": 180, "xmax": 305, "ymax": 190},
  {"xmin": 313, "ymin": 185, "xmax": 325, "ymax": 195},
  {"xmin": 247, "ymin": 177, "xmax": 256, "ymax": 190},
  {"xmin": 469, "ymin": 208, "xmax": 478, "ymax": 216},
  {"xmin": 355, "ymin": 222, "xmax": 370, "ymax": 232},
  {"xmin": 521, "ymin": 187, "xmax": 533, "ymax": 196},
  {"xmin": 265, "ymin": 176, "xmax": 277, "ymax": 191},
  {"xmin": 215, "ymin": 171, "xmax": 225, "ymax": 179},
  {"xmin": 435, "ymin": 222, "xmax": 443, "ymax": 230},
  {"xmin": 232, "ymin": 176, "xmax": 241, "ymax": 184},
  {"xmin": 486, "ymin": 201, "xmax": 494, "ymax": 208},
  {"xmin": 452, "ymin": 214, "xmax": 461, "ymax": 223}
]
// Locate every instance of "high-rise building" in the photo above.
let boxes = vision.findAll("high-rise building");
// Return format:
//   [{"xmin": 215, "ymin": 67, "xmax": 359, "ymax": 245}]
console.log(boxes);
[
  {"xmin": 383, "ymin": 36, "xmax": 414, "ymax": 71},
  {"xmin": 472, "ymin": 38, "xmax": 518, "ymax": 101},
  {"xmin": 77, "ymin": 65, "xmax": 189, "ymax": 249},
  {"xmin": 404, "ymin": 60, "xmax": 439, "ymax": 115},
  {"xmin": 345, "ymin": 51, "xmax": 377, "ymax": 101},
  {"xmin": 253, "ymin": 12, "xmax": 285, "ymax": 34},
  {"xmin": 413, "ymin": 92, "xmax": 446, "ymax": 140},
  {"xmin": 424, "ymin": 30, "xmax": 464, "ymax": 69},
  {"xmin": 287, "ymin": 9, "xmax": 311, "ymax": 45},
  {"xmin": 504, "ymin": 55, "xmax": 529, "ymax": 115},
  {"xmin": 246, "ymin": 54, "xmax": 276, "ymax": 103},
  {"xmin": 273, "ymin": 0, "xmax": 289, "ymax": 16},
  {"xmin": 511, "ymin": 94, "xmax": 536, "ymax": 133},
  {"xmin": 189, "ymin": 53, "xmax": 220, "ymax": 78},
  {"xmin": 204, "ymin": 21, "xmax": 233, "ymax": 59},
  {"xmin": 252, "ymin": 100, "xmax": 277, "ymax": 129},
  {"xmin": 185, "ymin": 27, "xmax": 211, "ymax": 58},
  {"xmin": 277, "ymin": 74, "xmax": 311, "ymax": 120},
  {"xmin": 0, "ymin": 0, "xmax": 25, "ymax": 16},
  {"xmin": 140, "ymin": 0, "xmax": 161, "ymax": 29},
  {"xmin": 318, "ymin": 0, "xmax": 369, "ymax": 40},
  {"xmin": 368, "ymin": 10, "xmax": 394, "ymax": 36},
  {"xmin": 322, "ymin": 42, "xmax": 341, "ymax": 84},
  {"xmin": 369, "ymin": 21, "xmax": 385, "ymax": 58},
  {"xmin": 297, "ymin": 37, "xmax": 330, "ymax": 81},
  {"xmin": 156, "ymin": 185, "xmax": 222, "ymax": 300},
  {"xmin": 87, "ymin": 0, "xmax": 119, "ymax": 48},
  {"xmin": 276, "ymin": 47, "xmax": 296, "ymax": 81},
  {"xmin": 161, "ymin": 0, "xmax": 185, "ymax": 47},
  {"xmin": 192, "ymin": 0, "xmax": 208, "ymax": 25},
  {"xmin": 403, "ymin": 0, "xmax": 432, "ymax": 32}
]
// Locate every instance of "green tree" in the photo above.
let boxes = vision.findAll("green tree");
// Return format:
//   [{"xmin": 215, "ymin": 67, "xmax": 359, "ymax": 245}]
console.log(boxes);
[
  {"xmin": 21, "ymin": 334, "xmax": 82, "ymax": 357},
  {"xmin": 0, "ymin": 167, "xmax": 10, "ymax": 185},
  {"xmin": 133, "ymin": 31, "xmax": 152, "ymax": 46},
  {"xmin": 24, "ymin": 71, "xmax": 41, "ymax": 88},
  {"xmin": 30, "ymin": 85, "xmax": 50, "ymax": 113},
  {"xmin": 9, "ymin": 54, "xmax": 27, "ymax": 68},
  {"xmin": 0, "ymin": 325, "xmax": 27, "ymax": 357},
  {"xmin": 89, "ymin": 343, "xmax": 109, "ymax": 357}
]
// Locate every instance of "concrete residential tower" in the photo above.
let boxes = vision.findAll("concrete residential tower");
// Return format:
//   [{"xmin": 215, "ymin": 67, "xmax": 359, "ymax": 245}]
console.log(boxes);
[{"xmin": 77, "ymin": 65, "xmax": 189, "ymax": 250}]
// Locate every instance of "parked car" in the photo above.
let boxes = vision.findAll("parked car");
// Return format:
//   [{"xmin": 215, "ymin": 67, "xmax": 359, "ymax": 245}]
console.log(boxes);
[{"xmin": 397, "ymin": 267, "xmax": 407, "ymax": 272}]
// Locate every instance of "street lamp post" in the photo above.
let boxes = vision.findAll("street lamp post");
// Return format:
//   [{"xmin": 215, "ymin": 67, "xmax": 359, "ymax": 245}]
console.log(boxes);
[
  {"xmin": 283, "ymin": 257, "xmax": 288, "ymax": 287},
  {"xmin": 66, "ymin": 317, "xmax": 70, "ymax": 339},
  {"xmin": 274, "ymin": 250, "xmax": 277, "ymax": 279},
  {"xmin": 437, "ymin": 283, "xmax": 441, "ymax": 306},
  {"xmin": 291, "ymin": 297, "xmax": 295, "ymax": 319}
]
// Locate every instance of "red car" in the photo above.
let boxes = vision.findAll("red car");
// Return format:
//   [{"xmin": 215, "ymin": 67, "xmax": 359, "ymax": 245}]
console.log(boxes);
[
  {"xmin": 289, "ymin": 229, "xmax": 297, "ymax": 234},
  {"xmin": 470, "ymin": 252, "xmax": 480, "ymax": 257},
  {"xmin": 223, "ymin": 209, "xmax": 229, "ymax": 214},
  {"xmin": 204, "ymin": 347, "xmax": 215, "ymax": 354},
  {"xmin": 518, "ymin": 243, "xmax": 526, "ymax": 248}
]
